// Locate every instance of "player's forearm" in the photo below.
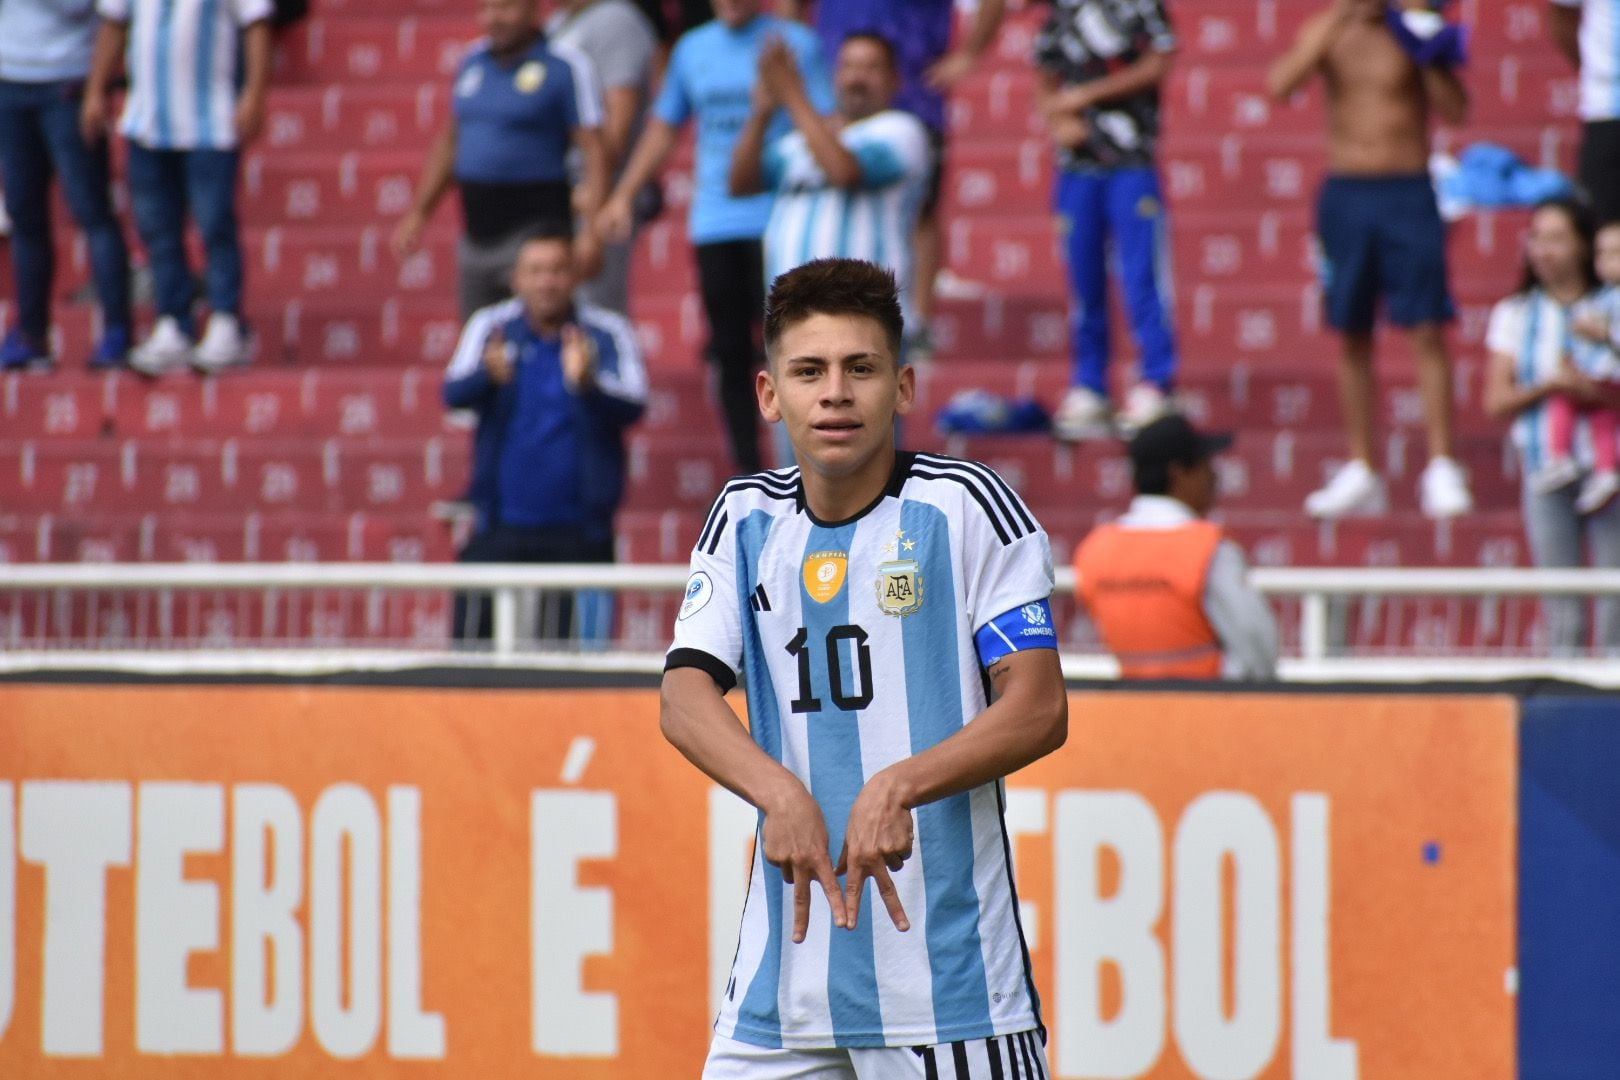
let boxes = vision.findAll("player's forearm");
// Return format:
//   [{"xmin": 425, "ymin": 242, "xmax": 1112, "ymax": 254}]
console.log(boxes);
[
  {"xmin": 1061, "ymin": 49, "xmax": 1172, "ymax": 112},
  {"xmin": 239, "ymin": 21, "xmax": 272, "ymax": 105},
  {"xmin": 660, "ymin": 668, "xmax": 809, "ymax": 813},
  {"xmin": 878, "ymin": 652, "xmax": 1067, "ymax": 811},
  {"xmin": 601, "ymin": 86, "xmax": 641, "ymax": 169},
  {"xmin": 960, "ymin": 0, "xmax": 1006, "ymax": 61},
  {"xmin": 1267, "ymin": 16, "xmax": 1337, "ymax": 100},
  {"xmin": 1422, "ymin": 66, "xmax": 1468, "ymax": 125},
  {"xmin": 408, "ymin": 124, "xmax": 458, "ymax": 218},
  {"xmin": 1548, "ymin": 5, "xmax": 1582, "ymax": 69},
  {"xmin": 573, "ymin": 127, "xmax": 609, "ymax": 217},
  {"xmin": 85, "ymin": 21, "xmax": 128, "ymax": 97},
  {"xmin": 786, "ymin": 92, "xmax": 861, "ymax": 187},
  {"xmin": 609, "ymin": 118, "xmax": 678, "ymax": 205},
  {"xmin": 729, "ymin": 107, "xmax": 772, "ymax": 196}
]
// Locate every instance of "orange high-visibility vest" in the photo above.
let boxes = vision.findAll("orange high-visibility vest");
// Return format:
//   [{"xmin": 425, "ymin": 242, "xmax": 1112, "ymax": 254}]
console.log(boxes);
[{"xmin": 1074, "ymin": 520, "xmax": 1225, "ymax": 680}]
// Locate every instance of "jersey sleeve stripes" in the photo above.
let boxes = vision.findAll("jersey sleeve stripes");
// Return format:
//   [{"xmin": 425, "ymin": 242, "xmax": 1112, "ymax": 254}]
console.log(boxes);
[{"xmin": 666, "ymin": 453, "xmax": 1053, "ymax": 1050}]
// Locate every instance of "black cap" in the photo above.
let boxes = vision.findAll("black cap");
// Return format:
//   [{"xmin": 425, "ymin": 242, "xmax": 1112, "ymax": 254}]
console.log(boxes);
[{"xmin": 1126, "ymin": 414, "xmax": 1234, "ymax": 472}]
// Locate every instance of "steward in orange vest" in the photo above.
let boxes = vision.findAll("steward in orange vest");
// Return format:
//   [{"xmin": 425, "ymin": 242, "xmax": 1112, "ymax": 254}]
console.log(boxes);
[{"xmin": 1075, "ymin": 415, "xmax": 1278, "ymax": 680}]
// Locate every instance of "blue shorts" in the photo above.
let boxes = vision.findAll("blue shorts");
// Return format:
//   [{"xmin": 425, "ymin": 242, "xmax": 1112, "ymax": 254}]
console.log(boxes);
[{"xmin": 1315, "ymin": 174, "xmax": 1455, "ymax": 334}]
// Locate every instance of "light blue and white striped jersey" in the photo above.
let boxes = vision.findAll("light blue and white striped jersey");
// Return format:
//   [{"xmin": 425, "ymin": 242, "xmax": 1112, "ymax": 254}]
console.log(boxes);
[
  {"xmin": 98, "ymin": 0, "xmax": 272, "ymax": 150},
  {"xmin": 1552, "ymin": 0, "xmax": 1620, "ymax": 120},
  {"xmin": 1572, "ymin": 285, "xmax": 1620, "ymax": 379},
  {"xmin": 667, "ymin": 452, "xmax": 1055, "ymax": 1050},
  {"xmin": 1489, "ymin": 289, "xmax": 1602, "ymax": 472},
  {"xmin": 762, "ymin": 110, "xmax": 932, "ymax": 323}
]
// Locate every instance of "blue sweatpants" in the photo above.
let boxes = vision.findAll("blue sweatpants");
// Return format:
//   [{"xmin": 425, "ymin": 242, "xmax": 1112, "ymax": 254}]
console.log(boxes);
[{"xmin": 1055, "ymin": 167, "xmax": 1179, "ymax": 394}]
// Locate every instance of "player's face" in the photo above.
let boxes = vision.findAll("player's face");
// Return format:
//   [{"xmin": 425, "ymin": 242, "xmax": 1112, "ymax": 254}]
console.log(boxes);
[
  {"xmin": 1173, "ymin": 458, "xmax": 1219, "ymax": 517},
  {"xmin": 1596, "ymin": 226, "xmax": 1620, "ymax": 287},
  {"xmin": 759, "ymin": 313, "xmax": 914, "ymax": 478},
  {"xmin": 1526, "ymin": 206, "xmax": 1589, "ymax": 290},
  {"xmin": 510, "ymin": 239, "xmax": 576, "ymax": 324},
  {"xmin": 478, "ymin": 0, "xmax": 537, "ymax": 52},
  {"xmin": 711, "ymin": 0, "xmax": 760, "ymax": 29},
  {"xmin": 835, "ymin": 39, "xmax": 898, "ymax": 121}
]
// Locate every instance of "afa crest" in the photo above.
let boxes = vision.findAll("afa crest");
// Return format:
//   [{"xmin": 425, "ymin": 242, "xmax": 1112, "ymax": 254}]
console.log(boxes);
[
  {"xmin": 876, "ymin": 559, "xmax": 924, "ymax": 617},
  {"xmin": 803, "ymin": 551, "xmax": 848, "ymax": 604},
  {"xmin": 515, "ymin": 60, "xmax": 546, "ymax": 94}
]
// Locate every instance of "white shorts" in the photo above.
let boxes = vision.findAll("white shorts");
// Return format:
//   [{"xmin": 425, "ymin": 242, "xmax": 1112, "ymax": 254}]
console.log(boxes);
[{"xmin": 703, "ymin": 1030, "xmax": 1049, "ymax": 1080}]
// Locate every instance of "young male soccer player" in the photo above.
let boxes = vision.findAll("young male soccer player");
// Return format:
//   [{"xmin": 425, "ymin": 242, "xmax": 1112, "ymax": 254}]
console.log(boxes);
[{"xmin": 661, "ymin": 257, "xmax": 1068, "ymax": 1078}]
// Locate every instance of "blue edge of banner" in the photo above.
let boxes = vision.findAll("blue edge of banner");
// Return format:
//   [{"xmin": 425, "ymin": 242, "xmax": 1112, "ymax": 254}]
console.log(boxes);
[{"xmin": 1519, "ymin": 697, "xmax": 1620, "ymax": 1080}]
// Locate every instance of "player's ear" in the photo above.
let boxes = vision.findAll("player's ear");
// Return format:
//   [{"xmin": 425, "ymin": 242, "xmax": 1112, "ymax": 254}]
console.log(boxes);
[
  {"xmin": 757, "ymin": 366, "xmax": 783, "ymax": 423},
  {"xmin": 893, "ymin": 360, "xmax": 916, "ymax": 417}
]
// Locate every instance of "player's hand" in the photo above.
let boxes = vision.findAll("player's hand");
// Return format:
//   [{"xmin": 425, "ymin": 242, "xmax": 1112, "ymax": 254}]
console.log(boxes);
[
  {"xmin": 925, "ymin": 49, "xmax": 978, "ymax": 92},
  {"xmin": 483, "ymin": 326, "xmax": 514, "ymax": 384},
  {"xmin": 392, "ymin": 209, "xmax": 427, "ymax": 259},
  {"xmin": 1045, "ymin": 112, "xmax": 1090, "ymax": 150},
  {"xmin": 758, "ymin": 37, "xmax": 804, "ymax": 106},
  {"xmin": 574, "ymin": 228, "xmax": 605, "ymax": 281},
  {"xmin": 761, "ymin": 781, "xmax": 848, "ymax": 943},
  {"xmin": 1573, "ymin": 310, "xmax": 1612, "ymax": 344},
  {"xmin": 560, "ymin": 323, "xmax": 597, "ymax": 390},
  {"xmin": 595, "ymin": 193, "xmax": 634, "ymax": 244},
  {"xmin": 234, "ymin": 93, "xmax": 267, "ymax": 146},
  {"xmin": 836, "ymin": 772, "xmax": 913, "ymax": 933}
]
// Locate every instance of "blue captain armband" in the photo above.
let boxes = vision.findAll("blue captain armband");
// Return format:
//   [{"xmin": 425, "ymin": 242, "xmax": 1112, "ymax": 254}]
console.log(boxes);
[{"xmin": 974, "ymin": 599, "xmax": 1058, "ymax": 668}]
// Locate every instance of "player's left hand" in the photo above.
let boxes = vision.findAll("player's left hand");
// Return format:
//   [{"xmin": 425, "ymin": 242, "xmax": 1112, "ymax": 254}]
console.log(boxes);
[
  {"xmin": 758, "ymin": 37, "xmax": 804, "ymax": 105},
  {"xmin": 1573, "ymin": 310, "xmax": 1611, "ymax": 345},
  {"xmin": 560, "ymin": 324, "xmax": 597, "ymax": 390},
  {"xmin": 925, "ymin": 49, "xmax": 977, "ymax": 92},
  {"xmin": 837, "ymin": 773, "xmax": 914, "ymax": 933}
]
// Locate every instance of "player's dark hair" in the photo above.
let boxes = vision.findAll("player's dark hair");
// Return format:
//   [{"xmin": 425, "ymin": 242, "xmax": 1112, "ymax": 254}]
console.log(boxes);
[
  {"xmin": 765, "ymin": 258, "xmax": 905, "ymax": 363},
  {"xmin": 840, "ymin": 30, "xmax": 898, "ymax": 68},
  {"xmin": 1134, "ymin": 458, "xmax": 1172, "ymax": 496},
  {"xmin": 515, "ymin": 224, "xmax": 575, "ymax": 256},
  {"xmin": 1519, "ymin": 196, "xmax": 1599, "ymax": 296}
]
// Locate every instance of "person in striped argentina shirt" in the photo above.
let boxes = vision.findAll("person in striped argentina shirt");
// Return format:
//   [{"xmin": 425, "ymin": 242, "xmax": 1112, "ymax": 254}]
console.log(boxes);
[{"xmin": 662, "ymin": 258, "xmax": 1067, "ymax": 1079}]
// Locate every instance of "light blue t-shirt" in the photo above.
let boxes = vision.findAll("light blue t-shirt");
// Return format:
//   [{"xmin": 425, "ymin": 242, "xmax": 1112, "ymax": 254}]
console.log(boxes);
[
  {"xmin": 0, "ymin": 0, "xmax": 97, "ymax": 83},
  {"xmin": 653, "ymin": 15, "xmax": 832, "ymax": 244}
]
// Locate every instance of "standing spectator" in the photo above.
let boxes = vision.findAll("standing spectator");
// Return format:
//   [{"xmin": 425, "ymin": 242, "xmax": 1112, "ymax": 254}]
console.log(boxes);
[
  {"xmin": 597, "ymin": 0, "xmax": 831, "ymax": 474},
  {"xmin": 82, "ymin": 0, "xmax": 271, "ymax": 374},
  {"xmin": 1075, "ymin": 415, "xmax": 1278, "ymax": 680},
  {"xmin": 1269, "ymin": 0, "xmax": 1473, "ymax": 519},
  {"xmin": 729, "ymin": 34, "xmax": 931, "ymax": 328},
  {"xmin": 1036, "ymin": 0, "xmax": 1181, "ymax": 440},
  {"xmin": 443, "ymin": 229, "xmax": 647, "ymax": 642},
  {"xmin": 547, "ymin": 0, "xmax": 658, "ymax": 315},
  {"xmin": 0, "ymin": 0, "xmax": 133, "ymax": 370},
  {"xmin": 1484, "ymin": 198, "xmax": 1620, "ymax": 655},
  {"xmin": 394, "ymin": 0, "xmax": 608, "ymax": 318},
  {"xmin": 789, "ymin": 0, "xmax": 1007, "ymax": 356},
  {"xmin": 1550, "ymin": 0, "xmax": 1620, "ymax": 224}
]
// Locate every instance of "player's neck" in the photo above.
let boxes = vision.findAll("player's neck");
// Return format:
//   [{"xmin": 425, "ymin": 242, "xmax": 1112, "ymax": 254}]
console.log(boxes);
[{"xmin": 800, "ymin": 444, "xmax": 898, "ymax": 525}]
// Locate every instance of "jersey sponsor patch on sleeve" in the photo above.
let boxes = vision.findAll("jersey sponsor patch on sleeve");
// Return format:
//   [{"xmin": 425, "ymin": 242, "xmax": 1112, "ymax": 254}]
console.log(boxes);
[
  {"xmin": 974, "ymin": 598, "xmax": 1058, "ymax": 668},
  {"xmin": 678, "ymin": 571, "xmax": 713, "ymax": 620}
]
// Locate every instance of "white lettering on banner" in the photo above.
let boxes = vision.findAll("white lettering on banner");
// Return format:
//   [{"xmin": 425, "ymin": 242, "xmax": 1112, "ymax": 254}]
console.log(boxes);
[
  {"xmin": 386, "ymin": 787, "xmax": 446, "ymax": 1058},
  {"xmin": 1173, "ymin": 793, "xmax": 1281, "ymax": 1079},
  {"xmin": 532, "ymin": 791, "xmax": 618, "ymax": 1056},
  {"xmin": 709, "ymin": 788, "xmax": 756, "ymax": 1021},
  {"xmin": 1051, "ymin": 790, "xmax": 1360, "ymax": 1080},
  {"xmin": 0, "ymin": 783, "xmax": 14, "ymax": 1042},
  {"xmin": 310, "ymin": 785, "xmax": 383, "ymax": 1059},
  {"xmin": 1055, "ymin": 791, "xmax": 1166, "ymax": 1079},
  {"xmin": 232, "ymin": 784, "xmax": 304, "ymax": 1056},
  {"xmin": 19, "ymin": 781, "xmax": 133, "ymax": 1056},
  {"xmin": 137, "ymin": 783, "xmax": 225, "ymax": 1054}
]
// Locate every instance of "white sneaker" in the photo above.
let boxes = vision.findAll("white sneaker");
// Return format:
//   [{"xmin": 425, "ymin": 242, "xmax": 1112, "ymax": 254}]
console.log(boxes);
[
  {"xmin": 1530, "ymin": 456, "xmax": 1582, "ymax": 495},
  {"xmin": 1052, "ymin": 386, "xmax": 1113, "ymax": 441},
  {"xmin": 1419, "ymin": 455, "xmax": 1474, "ymax": 519},
  {"xmin": 129, "ymin": 316, "xmax": 193, "ymax": 375},
  {"xmin": 1305, "ymin": 459, "xmax": 1387, "ymax": 518},
  {"xmin": 1118, "ymin": 382, "xmax": 1175, "ymax": 435},
  {"xmin": 1575, "ymin": 470, "xmax": 1620, "ymax": 515},
  {"xmin": 191, "ymin": 312, "xmax": 248, "ymax": 372}
]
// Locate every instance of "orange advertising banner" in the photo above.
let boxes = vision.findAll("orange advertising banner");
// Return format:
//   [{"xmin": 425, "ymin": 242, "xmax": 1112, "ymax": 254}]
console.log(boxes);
[{"xmin": 0, "ymin": 685, "xmax": 1516, "ymax": 1079}]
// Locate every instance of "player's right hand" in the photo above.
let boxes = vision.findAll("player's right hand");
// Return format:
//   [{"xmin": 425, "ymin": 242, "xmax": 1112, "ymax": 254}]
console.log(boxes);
[
  {"xmin": 392, "ymin": 210, "xmax": 426, "ymax": 259},
  {"xmin": 595, "ymin": 195, "xmax": 634, "ymax": 244},
  {"xmin": 761, "ymin": 783, "xmax": 848, "ymax": 943},
  {"xmin": 482, "ymin": 327, "xmax": 514, "ymax": 384}
]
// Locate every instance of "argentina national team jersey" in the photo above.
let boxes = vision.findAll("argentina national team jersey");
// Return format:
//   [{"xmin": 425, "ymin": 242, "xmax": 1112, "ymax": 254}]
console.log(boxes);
[{"xmin": 667, "ymin": 452, "xmax": 1057, "ymax": 1049}]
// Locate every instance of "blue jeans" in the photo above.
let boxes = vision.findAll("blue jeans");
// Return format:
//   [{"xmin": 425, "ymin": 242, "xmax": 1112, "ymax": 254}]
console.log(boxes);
[
  {"xmin": 126, "ymin": 142, "xmax": 242, "ymax": 327},
  {"xmin": 1055, "ymin": 167, "xmax": 1179, "ymax": 394},
  {"xmin": 0, "ymin": 79, "xmax": 131, "ymax": 339}
]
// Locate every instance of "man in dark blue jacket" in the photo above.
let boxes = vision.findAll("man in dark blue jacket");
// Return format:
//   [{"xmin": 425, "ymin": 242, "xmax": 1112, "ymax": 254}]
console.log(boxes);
[{"xmin": 443, "ymin": 228, "xmax": 647, "ymax": 641}]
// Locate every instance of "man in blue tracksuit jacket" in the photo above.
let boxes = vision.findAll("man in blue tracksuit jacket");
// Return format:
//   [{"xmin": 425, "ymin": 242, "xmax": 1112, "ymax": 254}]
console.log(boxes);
[{"xmin": 443, "ymin": 228, "xmax": 648, "ymax": 641}]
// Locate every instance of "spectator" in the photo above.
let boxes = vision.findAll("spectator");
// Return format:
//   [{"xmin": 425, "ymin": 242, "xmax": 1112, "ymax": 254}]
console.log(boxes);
[
  {"xmin": 1075, "ymin": 415, "xmax": 1278, "ymax": 680},
  {"xmin": 729, "ymin": 34, "xmax": 931, "ymax": 329},
  {"xmin": 1539, "ymin": 219, "xmax": 1620, "ymax": 513},
  {"xmin": 443, "ymin": 229, "xmax": 647, "ymax": 642},
  {"xmin": 394, "ymin": 0, "xmax": 608, "ymax": 318},
  {"xmin": 547, "ymin": 0, "xmax": 658, "ymax": 315},
  {"xmin": 597, "ymin": 0, "xmax": 831, "ymax": 474},
  {"xmin": 788, "ymin": 0, "xmax": 1007, "ymax": 355},
  {"xmin": 0, "ymin": 0, "xmax": 133, "ymax": 370},
  {"xmin": 83, "ymin": 0, "xmax": 271, "ymax": 374},
  {"xmin": 1484, "ymin": 198, "xmax": 1620, "ymax": 655},
  {"xmin": 1268, "ymin": 0, "xmax": 1472, "ymax": 520},
  {"xmin": 1550, "ymin": 0, "xmax": 1620, "ymax": 224},
  {"xmin": 1035, "ymin": 0, "xmax": 1181, "ymax": 440}
]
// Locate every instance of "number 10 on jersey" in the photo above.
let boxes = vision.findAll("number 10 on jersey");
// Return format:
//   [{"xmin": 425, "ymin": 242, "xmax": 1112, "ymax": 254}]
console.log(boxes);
[{"xmin": 785, "ymin": 626, "xmax": 874, "ymax": 713}]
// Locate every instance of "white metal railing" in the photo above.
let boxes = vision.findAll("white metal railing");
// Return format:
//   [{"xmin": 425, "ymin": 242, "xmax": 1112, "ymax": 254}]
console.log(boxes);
[{"xmin": 3, "ymin": 563, "xmax": 1620, "ymax": 685}]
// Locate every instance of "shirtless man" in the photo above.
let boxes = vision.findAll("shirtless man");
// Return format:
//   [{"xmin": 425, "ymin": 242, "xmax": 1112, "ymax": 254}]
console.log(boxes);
[{"xmin": 1268, "ymin": 0, "xmax": 1473, "ymax": 519}]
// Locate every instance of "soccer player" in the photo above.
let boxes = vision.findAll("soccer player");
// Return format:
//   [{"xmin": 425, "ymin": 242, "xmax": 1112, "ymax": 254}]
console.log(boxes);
[{"xmin": 661, "ymin": 257, "xmax": 1067, "ymax": 1078}]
